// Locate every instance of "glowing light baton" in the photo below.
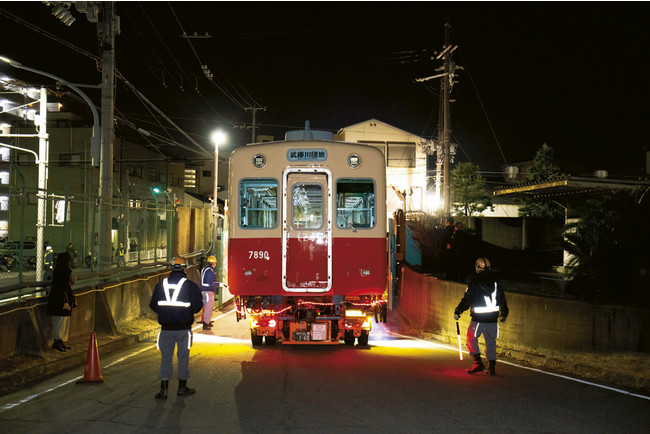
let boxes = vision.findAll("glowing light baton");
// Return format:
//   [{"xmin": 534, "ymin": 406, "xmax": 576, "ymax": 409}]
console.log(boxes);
[{"xmin": 456, "ymin": 321, "xmax": 463, "ymax": 361}]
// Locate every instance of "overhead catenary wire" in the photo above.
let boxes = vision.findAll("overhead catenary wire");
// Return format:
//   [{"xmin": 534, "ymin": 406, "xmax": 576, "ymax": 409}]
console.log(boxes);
[
  {"xmin": 167, "ymin": 2, "xmax": 261, "ymax": 111},
  {"xmin": 0, "ymin": 6, "xmax": 218, "ymax": 158}
]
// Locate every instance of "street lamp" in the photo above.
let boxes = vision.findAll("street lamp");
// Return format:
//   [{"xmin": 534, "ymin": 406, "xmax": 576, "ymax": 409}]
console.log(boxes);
[
  {"xmin": 1, "ymin": 55, "xmax": 101, "ymax": 280},
  {"xmin": 210, "ymin": 130, "xmax": 226, "ymax": 257}
]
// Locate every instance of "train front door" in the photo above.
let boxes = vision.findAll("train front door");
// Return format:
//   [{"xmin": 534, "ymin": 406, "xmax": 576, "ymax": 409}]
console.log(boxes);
[{"xmin": 282, "ymin": 170, "xmax": 332, "ymax": 292}]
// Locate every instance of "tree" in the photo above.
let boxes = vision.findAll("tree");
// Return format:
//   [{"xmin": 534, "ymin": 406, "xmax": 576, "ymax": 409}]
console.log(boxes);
[
  {"xmin": 562, "ymin": 187, "xmax": 650, "ymax": 306},
  {"xmin": 519, "ymin": 143, "xmax": 566, "ymax": 218},
  {"xmin": 450, "ymin": 162, "xmax": 492, "ymax": 218}
]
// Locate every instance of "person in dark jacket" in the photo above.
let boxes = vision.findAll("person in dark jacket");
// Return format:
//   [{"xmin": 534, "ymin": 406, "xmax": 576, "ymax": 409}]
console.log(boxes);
[
  {"xmin": 46, "ymin": 251, "xmax": 77, "ymax": 352},
  {"xmin": 200, "ymin": 255, "xmax": 218, "ymax": 330},
  {"xmin": 454, "ymin": 257, "xmax": 509, "ymax": 375},
  {"xmin": 149, "ymin": 256, "xmax": 203, "ymax": 399},
  {"xmin": 115, "ymin": 242, "xmax": 126, "ymax": 267},
  {"xmin": 44, "ymin": 246, "xmax": 54, "ymax": 280}
]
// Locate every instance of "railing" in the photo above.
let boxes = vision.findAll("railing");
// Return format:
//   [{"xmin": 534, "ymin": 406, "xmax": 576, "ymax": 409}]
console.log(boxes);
[{"xmin": 0, "ymin": 248, "xmax": 208, "ymax": 305}]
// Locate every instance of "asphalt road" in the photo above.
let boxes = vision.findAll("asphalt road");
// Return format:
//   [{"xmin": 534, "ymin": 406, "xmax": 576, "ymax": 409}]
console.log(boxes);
[{"xmin": 1, "ymin": 306, "xmax": 648, "ymax": 433}]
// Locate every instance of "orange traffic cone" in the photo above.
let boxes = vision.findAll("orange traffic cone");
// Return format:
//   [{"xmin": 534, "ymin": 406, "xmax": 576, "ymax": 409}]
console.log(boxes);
[{"xmin": 77, "ymin": 332, "xmax": 104, "ymax": 384}]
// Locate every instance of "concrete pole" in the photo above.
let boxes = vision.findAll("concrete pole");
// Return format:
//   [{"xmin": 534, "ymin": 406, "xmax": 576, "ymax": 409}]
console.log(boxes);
[
  {"xmin": 97, "ymin": 2, "xmax": 116, "ymax": 270},
  {"xmin": 212, "ymin": 146, "xmax": 219, "ymax": 256},
  {"xmin": 36, "ymin": 87, "xmax": 48, "ymax": 281},
  {"xmin": 442, "ymin": 21, "xmax": 452, "ymax": 217}
]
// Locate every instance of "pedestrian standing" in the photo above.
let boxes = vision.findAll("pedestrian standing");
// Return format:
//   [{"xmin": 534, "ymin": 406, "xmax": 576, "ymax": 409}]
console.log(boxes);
[
  {"xmin": 66, "ymin": 243, "xmax": 78, "ymax": 268},
  {"xmin": 454, "ymin": 257, "xmax": 509, "ymax": 375},
  {"xmin": 46, "ymin": 251, "xmax": 77, "ymax": 352},
  {"xmin": 44, "ymin": 246, "xmax": 54, "ymax": 280},
  {"xmin": 115, "ymin": 242, "xmax": 126, "ymax": 267},
  {"xmin": 200, "ymin": 256, "xmax": 218, "ymax": 330},
  {"xmin": 149, "ymin": 256, "xmax": 203, "ymax": 399}
]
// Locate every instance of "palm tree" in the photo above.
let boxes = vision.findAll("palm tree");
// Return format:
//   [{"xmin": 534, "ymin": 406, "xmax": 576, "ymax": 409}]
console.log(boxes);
[{"xmin": 562, "ymin": 187, "xmax": 649, "ymax": 306}]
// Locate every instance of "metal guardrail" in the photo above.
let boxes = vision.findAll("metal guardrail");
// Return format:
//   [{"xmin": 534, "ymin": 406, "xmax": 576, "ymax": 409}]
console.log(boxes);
[{"xmin": 0, "ymin": 248, "xmax": 208, "ymax": 306}]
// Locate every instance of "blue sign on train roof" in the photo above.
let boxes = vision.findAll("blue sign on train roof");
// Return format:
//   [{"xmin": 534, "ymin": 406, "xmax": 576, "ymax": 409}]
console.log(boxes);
[{"xmin": 287, "ymin": 149, "xmax": 327, "ymax": 162}]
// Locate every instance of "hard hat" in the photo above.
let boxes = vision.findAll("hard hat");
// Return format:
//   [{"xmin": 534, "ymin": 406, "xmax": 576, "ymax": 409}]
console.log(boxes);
[
  {"xmin": 171, "ymin": 256, "xmax": 188, "ymax": 270},
  {"xmin": 207, "ymin": 255, "xmax": 217, "ymax": 265},
  {"xmin": 46, "ymin": 246, "xmax": 53, "ymax": 251},
  {"xmin": 475, "ymin": 257, "xmax": 491, "ymax": 272}
]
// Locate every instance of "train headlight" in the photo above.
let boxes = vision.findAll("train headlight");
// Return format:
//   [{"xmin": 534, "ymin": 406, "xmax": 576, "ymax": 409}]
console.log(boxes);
[
  {"xmin": 348, "ymin": 154, "xmax": 361, "ymax": 168},
  {"xmin": 253, "ymin": 154, "xmax": 266, "ymax": 168}
]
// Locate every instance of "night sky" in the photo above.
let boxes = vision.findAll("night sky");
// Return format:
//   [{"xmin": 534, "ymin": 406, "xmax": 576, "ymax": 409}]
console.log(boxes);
[{"xmin": 1, "ymin": 2, "xmax": 648, "ymax": 176}]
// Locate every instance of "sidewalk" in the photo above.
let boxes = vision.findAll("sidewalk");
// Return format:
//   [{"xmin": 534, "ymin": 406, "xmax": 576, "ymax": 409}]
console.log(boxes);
[{"xmin": 0, "ymin": 314, "xmax": 163, "ymax": 395}]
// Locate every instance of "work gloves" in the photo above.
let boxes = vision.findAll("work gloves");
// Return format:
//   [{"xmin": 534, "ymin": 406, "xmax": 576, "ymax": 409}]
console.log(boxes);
[{"xmin": 500, "ymin": 316, "xmax": 507, "ymax": 323}]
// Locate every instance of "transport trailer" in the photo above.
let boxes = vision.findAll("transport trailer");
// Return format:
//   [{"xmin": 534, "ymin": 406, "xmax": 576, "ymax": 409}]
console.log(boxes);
[{"xmin": 227, "ymin": 127, "xmax": 388, "ymax": 345}]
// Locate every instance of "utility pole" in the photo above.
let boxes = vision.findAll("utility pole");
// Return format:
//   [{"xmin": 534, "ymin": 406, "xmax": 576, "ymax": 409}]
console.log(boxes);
[
  {"xmin": 97, "ymin": 2, "xmax": 117, "ymax": 270},
  {"xmin": 441, "ymin": 21, "xmax": 452, "ymax": 216},
  {"xmin": 415, "ymin": 20, "xmax": 461, "ymax": 217},
  {"xmin": 245, "ymin": 106, "xmax": 266, "ymax": 143}
]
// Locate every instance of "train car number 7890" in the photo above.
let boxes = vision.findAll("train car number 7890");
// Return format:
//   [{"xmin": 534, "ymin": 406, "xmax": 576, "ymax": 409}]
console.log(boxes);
[{"xmin": 249, "ymin": 250, "xmax": 270, "ymax": 260}]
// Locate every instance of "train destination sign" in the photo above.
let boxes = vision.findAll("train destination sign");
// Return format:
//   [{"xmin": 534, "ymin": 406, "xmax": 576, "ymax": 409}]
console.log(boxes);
[{"xmin": 287, "ymin": 149, "xmax": 327, "ymax": 162}]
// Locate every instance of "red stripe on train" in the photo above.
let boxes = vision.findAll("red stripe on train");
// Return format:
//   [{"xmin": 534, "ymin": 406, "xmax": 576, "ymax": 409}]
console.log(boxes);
[{"xmin": 228, "ymin": 237, "xmax": 386, "ymax": 296}]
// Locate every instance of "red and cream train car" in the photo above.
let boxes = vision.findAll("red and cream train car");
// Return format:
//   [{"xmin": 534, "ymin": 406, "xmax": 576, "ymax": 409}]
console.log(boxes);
[{"xmin": 227, "ymin": 133, "xmax": 387, "ymax": 345}]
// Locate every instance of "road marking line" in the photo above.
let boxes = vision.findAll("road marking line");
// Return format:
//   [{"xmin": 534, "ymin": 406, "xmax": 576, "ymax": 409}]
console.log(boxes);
[
  {"xmin": 389, "ymin": 331, "xmax": 650, "ymax": 401},
  {"xmin": 1, "ymin": 308, "xmax": 237, "ymax": 412}
]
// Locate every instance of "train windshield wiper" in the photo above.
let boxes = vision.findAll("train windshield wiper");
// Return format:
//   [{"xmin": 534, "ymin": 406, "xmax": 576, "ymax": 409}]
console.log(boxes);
[{"xmin": 338, "ymin": 212, "xmax": 357, "ymax": 232}]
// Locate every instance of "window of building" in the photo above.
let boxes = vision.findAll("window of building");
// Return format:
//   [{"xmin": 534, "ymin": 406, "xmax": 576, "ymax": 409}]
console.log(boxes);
[
  {"xmin": 0, "ymin": 196, "xmax": 8, "ymax": 211},
  {"xmin": 0, "ymin": 171, "xmax": 9, "ymax": 185},
  {"xmin": 292, "ymin": 183, "xmax": 323, "ymax": 230},
  {"xmin": 0, "ymin": 147, "xmax": 10, "ymax": 161},
  {"xmin": 336, "ymin": 179, "xmax": 376, "ymax": 229},
  {"xmin": 129, "ymin": 199, "xmax": 142, "ymax": 209},
  {"xmin": 184, "ymin": 169, "xmax": 196, "ymax": 188},
  {"xmin": 239, "ymin": 178, "xmax": 277, "ymax": 229},
  {"xmin": 387, "ymin": 142, "xmax": 416, "ymax": 168},
  {"xmin": 60, "ymin": 153, "xmax": 81, "ymax": 166}
]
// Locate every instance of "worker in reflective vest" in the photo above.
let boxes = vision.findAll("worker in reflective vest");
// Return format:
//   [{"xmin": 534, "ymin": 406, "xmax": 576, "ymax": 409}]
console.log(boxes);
[
  {"xmin": 115, "ymin": 243, "xmax": 126, "ymax": 267},
  {"xmin": 44, "ymin": 246, "xmax": 54, "ymax": 280},
  {"xmin": 454, "ymin": 257, "xmax": 509, "ymax": 376},
  {"xmin": 149, "ymin": 256, "xmax": 203, "ymax": 399},
  {"xmin": 200, "ymin": 255, "xmax": 218, "ymax": 330}
]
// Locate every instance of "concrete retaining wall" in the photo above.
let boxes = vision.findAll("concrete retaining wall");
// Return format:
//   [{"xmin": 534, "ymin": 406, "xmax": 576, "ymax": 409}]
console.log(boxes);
[
  {"xmin": 0, "ymin": 269, "xmax": 173, "ymax": 359},
  {"xmin": 398, "ymin": 266, "xmax": 650, "ymax": 353}
]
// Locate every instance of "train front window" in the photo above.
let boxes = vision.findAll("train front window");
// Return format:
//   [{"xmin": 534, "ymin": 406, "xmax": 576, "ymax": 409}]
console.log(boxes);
[
  {"xmin": 292, "ymin": 183, "xmax": 323, "ymax": 230},
  {"xmin": 336, "ymin": 179, "xmax": 375, "ymax": 229},
  {"xmin": 239, "ymin": 179, "xmax": 278, "ymax": 229}
]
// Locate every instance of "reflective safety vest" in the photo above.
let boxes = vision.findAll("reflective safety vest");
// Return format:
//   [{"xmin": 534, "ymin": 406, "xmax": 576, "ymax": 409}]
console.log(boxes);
[
  {"xmin": 472, "ymin": 282, "xmax": 500, "ymax": 314},
  {"xmin": 200, "ymin": 267, "xmax": 214, "ymax": 290},
  {"xmin": 157, "ymin": 277, "xmax": 190, "ymax": 307}
]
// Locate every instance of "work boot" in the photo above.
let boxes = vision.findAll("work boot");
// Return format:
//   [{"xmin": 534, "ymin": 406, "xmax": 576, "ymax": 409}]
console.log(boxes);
[
  {"xmin": 155, "ymin": 380, "xmax": 169, "ymax": 399},
  {"xmin": 467, "ymin": 354, "xmax": 485, "ymax": 374},
  {"xmin": 202, "ymin": 322, "xmax": 212, "ymax": 330},
  {"xmin": 487, "ymin": 360, "xmax": 496, "ymax": 376},
  {"xmin": 61, "ymin": 341, "xmax": 71, "ymax": 350},
  {"xmin": 177, "ymin": 379, "xmax": 196, "ymax": 396},
  {"xmin": 52, "ymin": 339, "xmax": 66, "ymax": 352}
]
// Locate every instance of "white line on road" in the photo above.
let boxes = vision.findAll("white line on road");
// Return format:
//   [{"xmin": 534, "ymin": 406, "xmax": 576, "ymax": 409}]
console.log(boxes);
[
  {"xmin": 389, "ymin": 331, "xmax": 650, "ymax": 401},
  {"xmin": 0, "ymin": 308, "xmax": 236, "ymax": 413}
]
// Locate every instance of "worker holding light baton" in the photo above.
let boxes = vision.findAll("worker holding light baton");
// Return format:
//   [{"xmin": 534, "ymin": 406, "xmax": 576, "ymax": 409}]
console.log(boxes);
[{"xmin": 454, "ymin": 257, "xmax": 509, "ymax": 375}]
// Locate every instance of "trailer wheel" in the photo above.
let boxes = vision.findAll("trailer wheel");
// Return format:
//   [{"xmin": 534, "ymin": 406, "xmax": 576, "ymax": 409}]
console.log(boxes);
[
  {"xmin": 358, "ymin": 330, "xmax": 369, "ymax": 346},
  {"xmin": 251, "ymin": 332, "xmax": 263, "ymax": 346},
  {"xmin": 265, "ymin": 335, "xmax": 277, "ymax": 345},
  {"xmin": 344, "ymin": 330, "xmax": 355, "ymax": 346}
]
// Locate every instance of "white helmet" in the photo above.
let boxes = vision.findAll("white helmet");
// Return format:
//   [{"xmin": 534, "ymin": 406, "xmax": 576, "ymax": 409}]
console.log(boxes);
[
  {"xmin": 46, "ymin": 246, "xmax": 53, "ymax": 251},
  {"xmin": 475, "ymin": 257, "xmax": 491, "ymax": 272}
]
